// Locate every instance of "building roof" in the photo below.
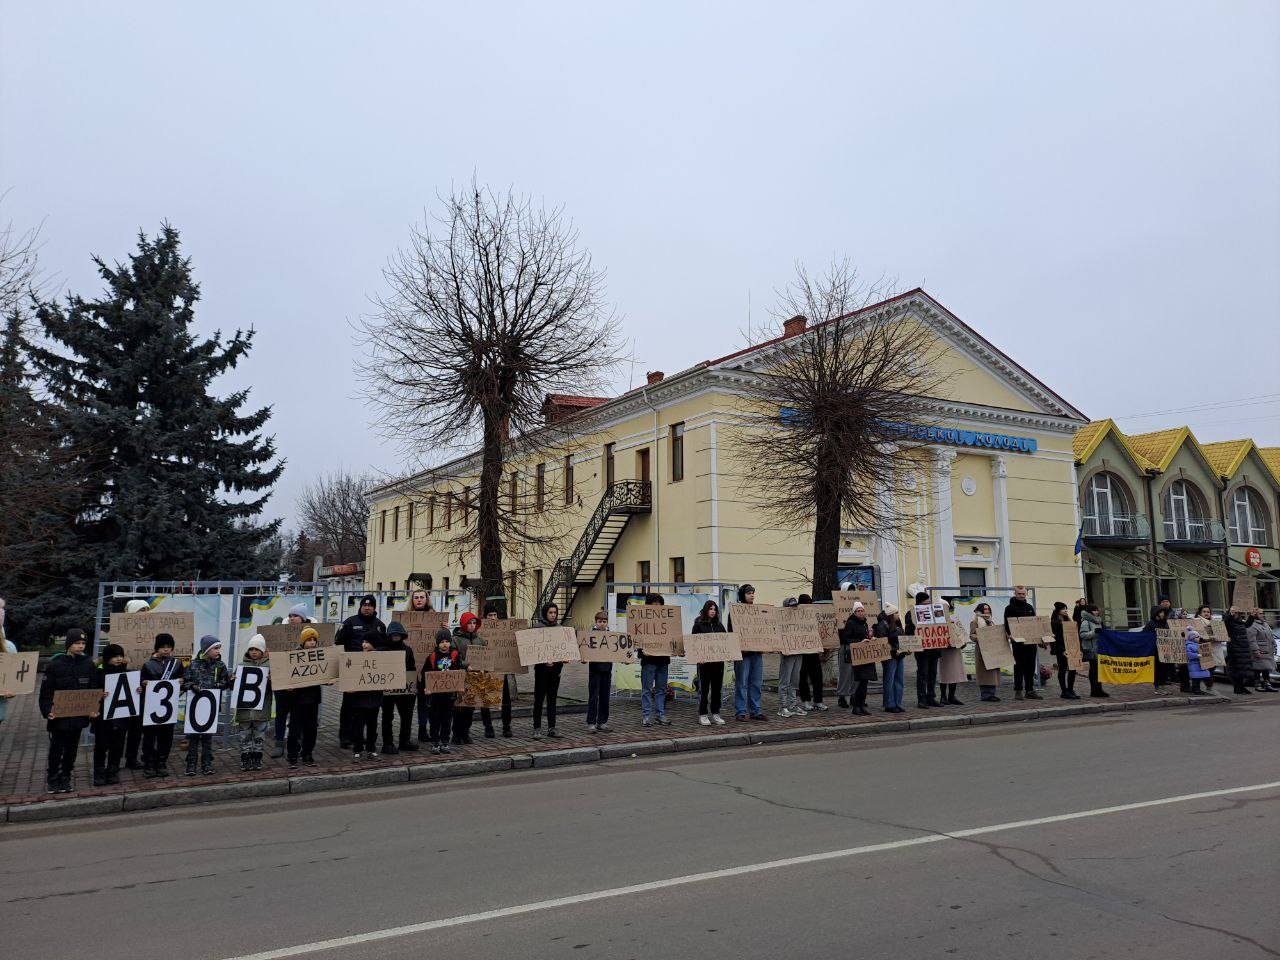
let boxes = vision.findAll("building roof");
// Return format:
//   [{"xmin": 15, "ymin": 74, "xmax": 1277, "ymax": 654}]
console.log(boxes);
[
  {"xmin": 543, "ymin": 394, "xmax": 609, "ymax": 409},
  {"xmin": 1260, "ymin": 448, "xmax": 1280, "ymax": 485},
  {"xmin": 1200, "ymin": 439, "xmax": 1256, "ymax": 480},
  {"xmin": 1072, "ymin": 419, "xmax": 1155, "ymax": 471}
]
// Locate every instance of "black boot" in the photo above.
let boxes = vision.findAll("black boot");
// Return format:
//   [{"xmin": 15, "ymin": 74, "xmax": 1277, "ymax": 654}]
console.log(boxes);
[
  {"xmin": 240, "ymin": 753, "xmax": 252, "ymax": 771},
  {"xmin": 501, "ymin": 726, "xmax": 513, "ymax": 738},
  {"xmin": 382, "ymin": 742, "xmax": 400, "ymax": 755},
  {"xmin": 399, "ymin": 739, "xmax": 419, "ymax": 752}
]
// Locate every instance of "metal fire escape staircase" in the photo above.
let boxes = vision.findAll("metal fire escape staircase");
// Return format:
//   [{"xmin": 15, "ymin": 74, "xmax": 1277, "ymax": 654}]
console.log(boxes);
[{"xmin": 536, "ymin": 480, "xmax": 651, "ymax": 620}]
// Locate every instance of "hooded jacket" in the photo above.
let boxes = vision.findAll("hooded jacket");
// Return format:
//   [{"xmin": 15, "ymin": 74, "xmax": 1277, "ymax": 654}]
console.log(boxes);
[
  {"xmin": 1185, "ymin": 631, "xmax": 1210, "ymax": 680},
  {"xmin": 39, "ymin": 649, "xmax": 99, "ymax": 732},
  {"xmin": 184, "ymin": 647, "xmax": 232, "ymax": 692},
  {"xmin": 875, "ymin": 612, "xmax": 905, "ymax": 658},
  {"xmin": 839, "ymin": 612, "xmax": 877, "ymax": 681},
  {"xmin": 1224, "ymin": 613, "xmax": 1254, "ymax": 668},
  {"xmin": 1246, "ymin": 618, "xmax": 1274, "ymax": 671},
  {"xmin": 386, "ymin": 627, "xmax": 418, "ymax": 695}
]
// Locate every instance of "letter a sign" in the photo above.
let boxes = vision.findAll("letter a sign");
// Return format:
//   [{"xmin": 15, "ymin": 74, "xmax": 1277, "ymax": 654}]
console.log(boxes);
[{"xmin": 103, "ymin": 671, "xmax": 142, "ymax": 721}]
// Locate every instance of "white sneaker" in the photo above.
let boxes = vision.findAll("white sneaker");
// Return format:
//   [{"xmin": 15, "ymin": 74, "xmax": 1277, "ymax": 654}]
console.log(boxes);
[
  {"xmin": 801, "ymin": 701, "xmax": 813, "ymax": 710},
  {"xmin": 711, "ymin": 714, "xmax": 726, "ymax": 725},
  {"xmin": 812, "ymin": 702, "xmax": 829, "ymax": 711},
  {"xmin": 698, "ymin": 715, "xmax": 712, "ymax": 726},
  {"xmin": 779, "ymin": 708, "xmax": 796, "ymax": 718}
]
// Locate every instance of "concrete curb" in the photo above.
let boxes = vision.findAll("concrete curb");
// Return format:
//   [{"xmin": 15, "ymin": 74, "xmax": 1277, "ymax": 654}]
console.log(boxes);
[{"xmin": 3, "ymin": 695, "xmax": 1240, "ymax": 824}]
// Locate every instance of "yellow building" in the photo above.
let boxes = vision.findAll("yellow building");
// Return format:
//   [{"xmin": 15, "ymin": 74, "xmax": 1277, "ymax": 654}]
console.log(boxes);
[{"xmin": 366, "ymin": 289, "xmax": 1088, "ymax": 621}]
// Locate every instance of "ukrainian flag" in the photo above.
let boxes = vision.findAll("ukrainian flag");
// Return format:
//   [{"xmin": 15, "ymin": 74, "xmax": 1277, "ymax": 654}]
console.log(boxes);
[{"xmin": 1096, "ymin": 630, "xmax": 1156, "ymax": 684}]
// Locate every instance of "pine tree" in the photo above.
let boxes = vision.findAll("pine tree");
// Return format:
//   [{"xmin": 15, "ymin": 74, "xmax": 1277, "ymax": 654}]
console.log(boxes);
[{"xmin": 32, "ymin": 225, "xmax": 283, "ymax": 614}]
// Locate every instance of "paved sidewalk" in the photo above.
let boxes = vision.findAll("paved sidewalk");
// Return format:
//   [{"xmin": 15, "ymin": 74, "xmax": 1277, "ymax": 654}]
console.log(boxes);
[{"xmin": 2, "ymin": 673, "xmax": 1246, "ymax": 814}]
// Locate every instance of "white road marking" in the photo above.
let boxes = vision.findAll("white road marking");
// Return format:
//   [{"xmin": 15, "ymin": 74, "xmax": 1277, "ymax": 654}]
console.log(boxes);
[{"xmin": 222, "ymin": 779, "xmax": 1280, "ymax": 960}]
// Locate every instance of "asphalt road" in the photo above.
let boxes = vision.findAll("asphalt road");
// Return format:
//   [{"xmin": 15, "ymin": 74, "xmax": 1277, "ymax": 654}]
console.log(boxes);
[{"xmin": 4, "ymin": 699, "xmax": 1278, "ymax": 960}]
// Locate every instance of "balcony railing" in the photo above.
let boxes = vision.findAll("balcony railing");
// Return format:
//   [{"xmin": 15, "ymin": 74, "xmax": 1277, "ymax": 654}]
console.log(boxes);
[
  {"xmin": 1162, "ymin": 517, "xmax": 1226, "ymax": 547},
  {"xmin": 1083, "ymin": 513, "xmax": 1150, "ymax": 542}
]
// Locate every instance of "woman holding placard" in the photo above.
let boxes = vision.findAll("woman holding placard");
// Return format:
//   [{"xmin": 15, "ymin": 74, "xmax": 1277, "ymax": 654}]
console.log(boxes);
[
  {"xmin": 1049, "ymin": 601, "xmax": 1079, "ymax": 700},
  {"xmin": 531, "ymin": 602, "xmax": 565, "ymax": 739},
  {"xmin": 731, "ymin": 584, "xmax": 767, "ymax": 722},
  {"xmin": 1078, "ymin": 604, "xmax": 1107, "ymax": 697},
  {"xmin": 838, "ymin": 601, "xmax": 876, "ymax": 715},
  {"xmin": 875, "ymin": 605, "xmax": 907, "ymax": 713},
  {"xmin": 937, "ymin": 600, "xmax": 966, "ymax": 705},
  {"xmin": 692, "ymin": 599, "xmax": 728, "ymax": 726},
  {"xmin": 969, "ymin": 603, "xmax": 1002, "ymax": 702}
]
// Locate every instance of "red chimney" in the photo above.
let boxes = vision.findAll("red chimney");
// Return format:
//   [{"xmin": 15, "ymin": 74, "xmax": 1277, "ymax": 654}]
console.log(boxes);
[
  {"xmin": 783, "ymin": 315, "xmax": 808, "ymax": 337},
  {"xmin": 646, "ymin": 370, "xmax": 664, "ymax": 385}
]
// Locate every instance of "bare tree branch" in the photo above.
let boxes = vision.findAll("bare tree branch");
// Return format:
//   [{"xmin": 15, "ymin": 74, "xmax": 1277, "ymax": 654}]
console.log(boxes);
[{"xmin": 296, "ymin": 470, "xmax": 373, "ymax": 563}]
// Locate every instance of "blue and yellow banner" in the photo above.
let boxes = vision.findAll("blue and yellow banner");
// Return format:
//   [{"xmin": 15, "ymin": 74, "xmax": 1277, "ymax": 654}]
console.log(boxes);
[{"xmin": 1096, "ymin": 630, "xmax": 1156, "ymax": 684}]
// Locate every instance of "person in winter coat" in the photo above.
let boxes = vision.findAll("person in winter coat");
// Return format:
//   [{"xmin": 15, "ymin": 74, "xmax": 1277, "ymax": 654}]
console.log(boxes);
[
  {"xmin": 776, "ymin": 597, "xmax": 808, "ymax": 718},
  {"xmin": 692, "ymin": 600, "xmax": 728, "ymax": 726},
  {"xmin": 404, "ymin": 589, "xmax": 435, "ymax": 743},
  {"xmin": 872, "ymin": 606, "xmax": 906, "ymax": 713},
  {"xmin": 838, "ymin": 602, "xmax": 876, "ymax": 715},
  {"xmin": 423, "ymin": 629, "xmax": 462, "ymax": 753},
  {"xmin": 1003, "ymin": 586, "xmax": 1042, "ymax": 700},
  {"xmin": 795, "ymin": 594, "xmax": 828, "ymax": 712},
  {"xmin": 1048, "ymin": 601, "xmax": 1079, "ymax": 699},
  {"xmin": 463, "ymin": 606, "xmax": 509, "ymax": 739},
  {"xmin": 584, "ymin": 609, "xmax": 615, "ymax": 732},
  {"xmin": 140, "ymin": 633, "xmax": 184, "ymax": 777},
  {"xmin": 1143, "ymin": 605, "xmax": 1173, "ymax": 690},
  {"xmin": 970, "ymin": 603, "xmax": 1003, "ymax": 702},
  {"xmin": 532, "ymin": 602, "xmax": 566, "ymax": 738},
  {"xmin": 0, "ymin": 606, "xmax": 16, "ymax": 726},
  {"xmin": 905, "ymin": 591, "xmax": 942, "ymax": 708},
  {"xmin": 1077, "ymin": 604, "xmax": 1107, "ymax": 697},
  {"xmin": 731, "ymin": 584, "xmax": 767, "ymax": 722},
  {"xmin": 380, "ymin": 621, "xmax": 419, "ymax": 753},
  {"xmin": 118, "ymin": 599, "xmax": 151, "ymax": 771},
  {"xmin": 336, "ymin": 594, "xmax": 387, "ymax": 753},
  {"xmin": 1185, "ymin": 627, "xmax": 1212, "ymax": 695},
  {"xmin": 269, "ymin": 602, "xmax": 313, "ymax": 759},
  {"xmin": 40, "ymin": 628, "xmax": 98, "ymax": 794},
  {"xmin": 183, "ymin": 635, "xmax": 232, "ymax": 776},
  {"xmin": 637, "ymin": 594, "xmax": 672, "ymax": 727},
  {"xmin": 937, "ymin": 600, "xmax": 967, "ymax": 705},
  {"xmin": 451, "ymin": 613, "xmax": 482, "ymax": 745},
  {"xmin": 280, "ymin": 627, "xmax": 323, "ymax": 768},
  {"xmin": 1246, "ymin": 608, "xmax": 1275, "ymax": 691},
  {"xmin": 1191, "ymin": 605, "xmax": 1218, "ymax": 688},
  {"xmin": 91, "ymin": 643, "xmax": 131, "ymax": 786},
  {"xmin": 1223, "ymin": 608, "xmax": 1254, "ymax": 695},
  {"xmin": 233, "ymin": 635, "xmax": 272, "ymax": 771}
]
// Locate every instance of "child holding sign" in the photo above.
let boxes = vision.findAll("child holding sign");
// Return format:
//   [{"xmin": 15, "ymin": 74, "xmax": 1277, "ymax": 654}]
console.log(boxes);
[
  {"xmin": 234, "ymin": 636, "xmax": 272, "ymax": 771},
  {"xmin": 423, "ymin": 629, "xmax": 461, "ymax": 754},
  {"xmin": 92, "ymin": 644, "xmax": 131, "ymax": 786},
  {"xmin": 282, "ymin": 627, "xmax": 323, "ymax": 768},
  {"xmin": 39, "ymin": 628, "xmax": 97, "ymax": 794},
  {"xmin": 140, "ymin": 633, "xmax": 184, "ymax": 777},
  {"xmin": 183, "ymin": 636, "xmax": 231, "ymax": 776}
]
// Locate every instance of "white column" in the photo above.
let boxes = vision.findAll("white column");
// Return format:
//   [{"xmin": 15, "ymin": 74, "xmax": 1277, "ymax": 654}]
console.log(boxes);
[
  {"xmin": 933, "ymin": 449, "xmax": 958, "ymax": 587},
  {"xmin": 875, "ymin": 477, "xmax": 901, "ymax": 605},
  {"xmin": 992, "ymin": 456, "xmax": 1014, "ymax": 588},
  {"xmin": 709, "ymin": 421, "xmax": 720, "ymax": 582}
]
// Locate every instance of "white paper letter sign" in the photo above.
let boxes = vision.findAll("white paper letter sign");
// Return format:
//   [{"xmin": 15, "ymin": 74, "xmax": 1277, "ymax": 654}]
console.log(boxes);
[
  {"xmin": 231, "ymin": 665, "xmax": 270, "ymax": 712},
  {"xmin": 143, "ymin": 679, "xmax": 180, "ymax": 726},
  {"xmin": 184, "ymin": 689, "xmax": 220, "ymax": 734},
  {"xmin": 103, "ymin": 671, "xmax": 142, "ymax": 721}
]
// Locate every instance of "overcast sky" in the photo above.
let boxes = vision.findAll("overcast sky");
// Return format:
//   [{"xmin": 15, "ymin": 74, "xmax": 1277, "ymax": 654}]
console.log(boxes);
[{"xmin": 3, "ymin": 2, "xmax": 1278, "ymax": 529}]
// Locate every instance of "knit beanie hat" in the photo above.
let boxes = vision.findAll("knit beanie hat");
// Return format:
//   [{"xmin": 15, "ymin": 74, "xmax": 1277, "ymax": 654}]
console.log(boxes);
[
  {"xmin": 199, "ymin": 634, "xmax": 222, "ymax": 656},
  {"xmin": 101, "ymin": 643, "xmax": 125, "ymax": 661},
  {"xmin": 359, "ymin": 594, "xmax": 377, "ymax": 609},
  {"xmin": 66, "ymin": 628, "xmax": 88, "ymax": 649},
  {"xmin": 288, "ymin": 603, "xmax": 310, "ymax": 620},
  {"xmin": 434, "ymin": 628, "xmax": 453, "ymax": 644},
  {"xmin": 125, "ymin": 599, "xmax": 151, "ymax": 615},
  {"xmin": 883, "ymin": 603, "xmax": 899, "ymax": 616},
  {"xmin": 154, "ymin": 632, "xmax": 175, "ymax": 651},
  {"xmin": 299, "ymin": 626, "xmax": 320, "ymax": 645},
  {"xmin": 246, "ymin": 635, "xmax": 267, "ymax": 655}
]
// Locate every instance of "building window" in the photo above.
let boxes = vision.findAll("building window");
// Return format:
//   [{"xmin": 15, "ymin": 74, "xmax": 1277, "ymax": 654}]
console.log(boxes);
[
  {"xmin": 604, "ymin": 442, "xmax": 615, "ymax": 488},
  {"xmin": 563, "ymin": 455, "xmax": 574, "ymax": 504},
  {"xmin": 670, "ymin": 423, "xmax": 685, "ymax": 482},
  {"xmin": 389, "ymin": 581, "xmax": 396, "ymax": 592},
  {"xmin": 379, "ymin": 510, "xmax": 387, "ymax": 543},
  {"xmin": 376, "ymin": 582, "xmax": 383, "ymax": 592},
  {"xmin": 1228, "ymin": 486, "xmax": 1270, "ymax": 546},
  {"xmin": 1083, "ymin": 472, "xmax": 1136, "ymax": 537},
  {"xmin": 392, "ymin": 505, "xmax": 400, "ymax": 541},
  {"xmin": 1163, "ymin": 479, "xmax": 1210, "ymax": 541},
  {"xmin": 509, "ymin": 473, "xmax": 518, "ymax": 514},
  {"xmin": 462, "ymin": 486, "xmax": 471, "ymax": 523},
  {"xmin": 604, "ymin": 562, "xmax": 615, "ymax": 585},
  {"xmin": 445, "ymin": 492, "xmax": 453, "ymax": 530},
  {"xmin": 638, "ymin": 560, "xmax": 651, "ymax": 586},
  {"xmin": 534, "ymin": 568, "xmax": 543, "ymax": 602},
  {"xmin": 443, "ymin": 576, "xmax": 449, "ymax": 592},
  {"xmin": 406, "ymin": 503, "xmax": 414, "ymax": 539},
  {"xmin": 428, "ymin": 495, "xmax": 435, "ymax": 534},
  {"xmin": 536, "ymin": 463, "xmax": 546, "ymax": 512},
  {"xmin": 958, "ymin": 567, "xmax": 987, "ymax": 597},
  {"xmin": 671, "ymin": 556, "xmax": 685, "ymax": 583},
  {"xmin": 507, "ymin": 572, "xmax": 518, "ymax": 615}
]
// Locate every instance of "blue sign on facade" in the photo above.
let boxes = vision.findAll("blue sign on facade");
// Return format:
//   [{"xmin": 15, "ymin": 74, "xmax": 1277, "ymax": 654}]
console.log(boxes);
[{"xmin": 891, "ymin": 422, "xmax": 1037, "ymax": 454}]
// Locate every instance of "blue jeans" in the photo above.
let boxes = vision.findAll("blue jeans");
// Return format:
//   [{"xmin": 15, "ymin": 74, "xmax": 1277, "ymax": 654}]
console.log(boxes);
[
  {"xmin": 641, "ymin": 661, "xmax": 669, "ymax": 720},
  {"xmin": 882, "ymin": 656, "xmax": 905, "ymax": 709},
  {"xmin": 734, "ymin": 652, "xmax": 764, "ymax": 716},
  {"xmin": 587, "ymin": 663, "xmax": 612, "ymax": 725}
]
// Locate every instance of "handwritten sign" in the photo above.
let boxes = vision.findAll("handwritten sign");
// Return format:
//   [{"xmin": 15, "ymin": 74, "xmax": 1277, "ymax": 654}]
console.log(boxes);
[
  {"xmin": 848, "ymin": 637, "xmax": 892, "ymax": 666},
  {"xmin": 576, "ymin": 629, "xmax": 637, "ymax": 663},
  {"xmin": 682, "ymin": 631, "xmax": 742, "ymax": 664},
  {"xmin": 336, "ymin": 651, "xmax": 410, "ymax": 692},
  {"xmin": 1230, "ymin": 575, "xmax": 1258, "ymax": 613},
  {"xmin": 1209, "ymin": 619, "xmax": 1232, "ymax": 645},
  {"xmin": 466, "ymin": 619, "xmax": 528, "ymax": 674},
  {"xmin": 0, "ymin": 651, "xmax": 39, "ymax": 696},
  {"xmin": 916, "ymin": 623, "xmax": 953, "ymax": 651},
  {"xmin": 834, "ymin": 591, "xmax": 881, "ymax": 620},
  {"xmin": 109, "ymin": 611, "xmax": 196, "ymax": 667},
  {"xmin": 625, "ymin": 605, "xmax": 684, "ymax": 657},
  {"xmin": 516, "ymin": 626, "xmax": 580, "ymax": 666},
  {"xmin": 729, "ymin": 603, "xmax": 781, "ymax": 652},
  {"xmin": 257, "ymin": 622, "xmax": 337, "ymax": 653},
  {"xmin": 1008, "ymin": 616, "xmax": 1053, "ymax": 644},
  {"xmin": 779, "ymin": 606, "xmax": 823, "ymax": 655},
  {"xmin": 52, "ymin": 688, "xmax": 103, "ymax": 718},
  {"xmin": 1155, "ymin": 629, "xmax": 1188, "ymax": 664},
  {"xmin": 270, "ymin": 645, "xmax": 340, "ymax": 690},
  {"xmin": 975, "ymin": 624, "xmax": 1014, "ymax": 670},
  {"xmin": 1062, "ymin": 621, "xmax": 1085, "ymax": 672},
  {"xmin": 424, "ymin": 670, "xmax": 467, "ymax": 694},
  {"xmin": 816, "ymin": 609, "xmax": 839, "ymax": 650}
]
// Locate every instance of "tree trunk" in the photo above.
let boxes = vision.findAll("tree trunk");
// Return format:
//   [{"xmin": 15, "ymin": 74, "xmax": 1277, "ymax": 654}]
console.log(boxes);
[
  {"xmin": 477, "ymin": 413, "xmax": 506, "ymax": 617},
  {"xmin": 811, "ymin": 470, "xmax": 842, "ymax": 602}
]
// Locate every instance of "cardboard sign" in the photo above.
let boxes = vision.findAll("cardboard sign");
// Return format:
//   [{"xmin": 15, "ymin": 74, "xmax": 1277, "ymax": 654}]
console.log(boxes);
[
  {"xmin": 465, "ymin": 619, "xmax": 529, "ymax": 675},
  {"xmin": 1231, "ymin": 575, "xmax": 1258, "ymax": 613},
  {"xmin": 458, "ymin": 670, "xmax": 504, "ymax": 708},
  {"xmin": 109, "ymin": 611, "xmax": 196, "ymax": 667},
  {"xmin": 231, "ymin": 665, "xmax": 271, "ymax": 712},
  {"xmin": 1062, "ymin": 621, "xmax": 1085, "ymax": 672},
  {"xmin": 814, "ymin": 609, "xmax": 839, "ymax": 649},
  {"xmin": 403, "ymin": 610, "xmax": 450, "ymax": 633},
  {"xmin": 257, "ymin": 622, "xmax": 337, "ymax": 653},
  {"xmin": 898, "ymin": 632, "xmax": 924, "ymax": 654},
  {"xmin": 948, "ymin": 620, "xmax": 968, "ymax": 649},
  {"xmin": 729, "ymin": 603, "xmax": 782, "ymax": 652},
  {"xmin": 847, "ymin": 637, "xmax": 892, "ymax": 666},
  {"xmin": 271, "ymin": 645, "xmax": 340, "ymax": 690},
  {"xmin": 576, "ymin": 629, "xmax": 637, "ymax": 663},
  {"xmin": 337, "ymin": 651, "xmax": 411, "ymax": 692},
  {"xmin": 142, "ymin": 679, "xmax": 181, "ymax": 726},
  {"xmin": 102, "ymin": 671, "xmax": 142, "ymax": 720},
  {"xmin": 625, "ymin": 605, "xmax": 684, "ymax": 657},
  {"xmin": 833, "ymin": 591, "xmax": 881, "ymax": 619},
  {"xmin": 913, "ymin": 603, "xmax": 936, "ymax": 627},
  {"xmin": 184, "ymin": 688, "xmax": 220, "ymax": 734},
  {"xmin": 1209, "ymin": 619, "xmax": 1232, "ymax": 645},
  {"xmin": 682, "ymin": 631, "xmax": 743, "ymax": 664},
  {"xmin": 1155, "ymin": 629, "xmax": 1188, "ymax": 664},
  {"xmin": 779, "ymin": 606, "xmax": 823, "ymax": 655},
  {"xmin": 516, "ymin": 626, "xmax": 580, "ymax": 666},
  {"xmin": 916, "ymin": 623, "xmax": 952, "ymax": 651},
  {"xmin": 1007, "ymin": 616, "xmax": 1053, "ymax": 644},
  {"xmin": 52, "ymin": 688, "xmax": 103, "ymax": 718},
  {"xmin": 975, "ymin": 623, "xmax": 1015, "ymax": 670},
  {"xmin": 0, "ymin": 651, "xmax": 39, "ymax": 696},
  {"xmin": 424, "ymin": 669, "xmax": 467, "ymax": 694}
]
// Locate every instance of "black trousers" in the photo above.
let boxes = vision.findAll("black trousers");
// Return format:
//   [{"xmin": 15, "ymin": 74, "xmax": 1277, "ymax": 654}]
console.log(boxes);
[
  {"xmin": 417, "ymin": 692, "xmax": 430, "ymax": 738},
  {"xmin": 533, "ymin": 663, "xmax": 563, "ymax": 730},
  {"xmin": 185, "ymin": 733, "xmax": 215, "ymax": 769},
  {"xmin": 286, "ymin": 701, "xmax": 319, "ymax": 760},
  {"xmin": 797, "ymin": 652, "xmax": 825, "ymax": 704},
  {"xmin": 382, "ymin": 694, "xmax": 415, "ymax": 746},
  {"xmin": 481, "ymin": 677, "xmax": 513, "ymax": 733},
  {"xmin": 339, "ymin": 696, "xmax": 352, "ymax": 745},
  {"xmin": 142, "ymin": 725, "xmax": 175, "ymax": 767},
  {"xmin": 697, "ymin": 662, "xmax": 724, "ymax": 715},
  {"xmin": 274, "ymin": 692, "xmax": 288, "ymax": 743},
  {"xmin": 914, "ymin": 651, "xmax": 939, "ymax": 703},
  {"xmin": 428, "ymin": 693, "xmax": 454, "ymax": 743},
  {"xmin": 1054, "ymin": 653, "xmax": 1076, "ymax": 692},
  {"xmin": 1088, "ymin": 657, "xmax": 1104, "ymax": 695},
  {"xmin": 348, "ymin": 705, "xmax": 379, "ymax": 752},
  {"xmin": 1012, "ymin": 643, "xmax": 1039, "ymax": 692},
  {"xmin": 852, "ymin": 678, "xmax": 869, "ymax": 709},
  {"xmin": 47, "ymin": 728, "xmax": 83, "ymax": 777},
  {"xmin": 124, "ymin": 717, "xmax": 143, "ymax": 764},
  {"xmin": 587, "ymin": 663, "xmax": 613, "ymax": 725},
  {"xmin": 92, "ymin": 720, "xmax": 126, "ymax": 774}
]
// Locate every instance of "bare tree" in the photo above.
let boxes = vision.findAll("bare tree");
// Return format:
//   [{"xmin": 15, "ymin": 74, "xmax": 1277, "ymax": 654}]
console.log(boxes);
[
  {"xmin": 296, "ymin": 470, "xmax": 373, "ymax": 564},
  {"xmin": 357, "ymin": 183, "xmax": 622, "ymax": 614},
  {"xmin": 728, "ymin": 260, "xmax": 954, "ymax": 601}
]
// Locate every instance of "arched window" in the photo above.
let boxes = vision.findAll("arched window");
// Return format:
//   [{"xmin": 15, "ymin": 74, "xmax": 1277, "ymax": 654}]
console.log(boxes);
[
  {"xmin": 1228, "ymin": 486, "xmax": 1271, "ymax": 546},
  {"xmin": 1083, "ymin": 472, "xmax": 1136, "ymax": 536},
  {"xmin": 1163, "ymin": 479, "xmax": 1210, "ymax": 541}
]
